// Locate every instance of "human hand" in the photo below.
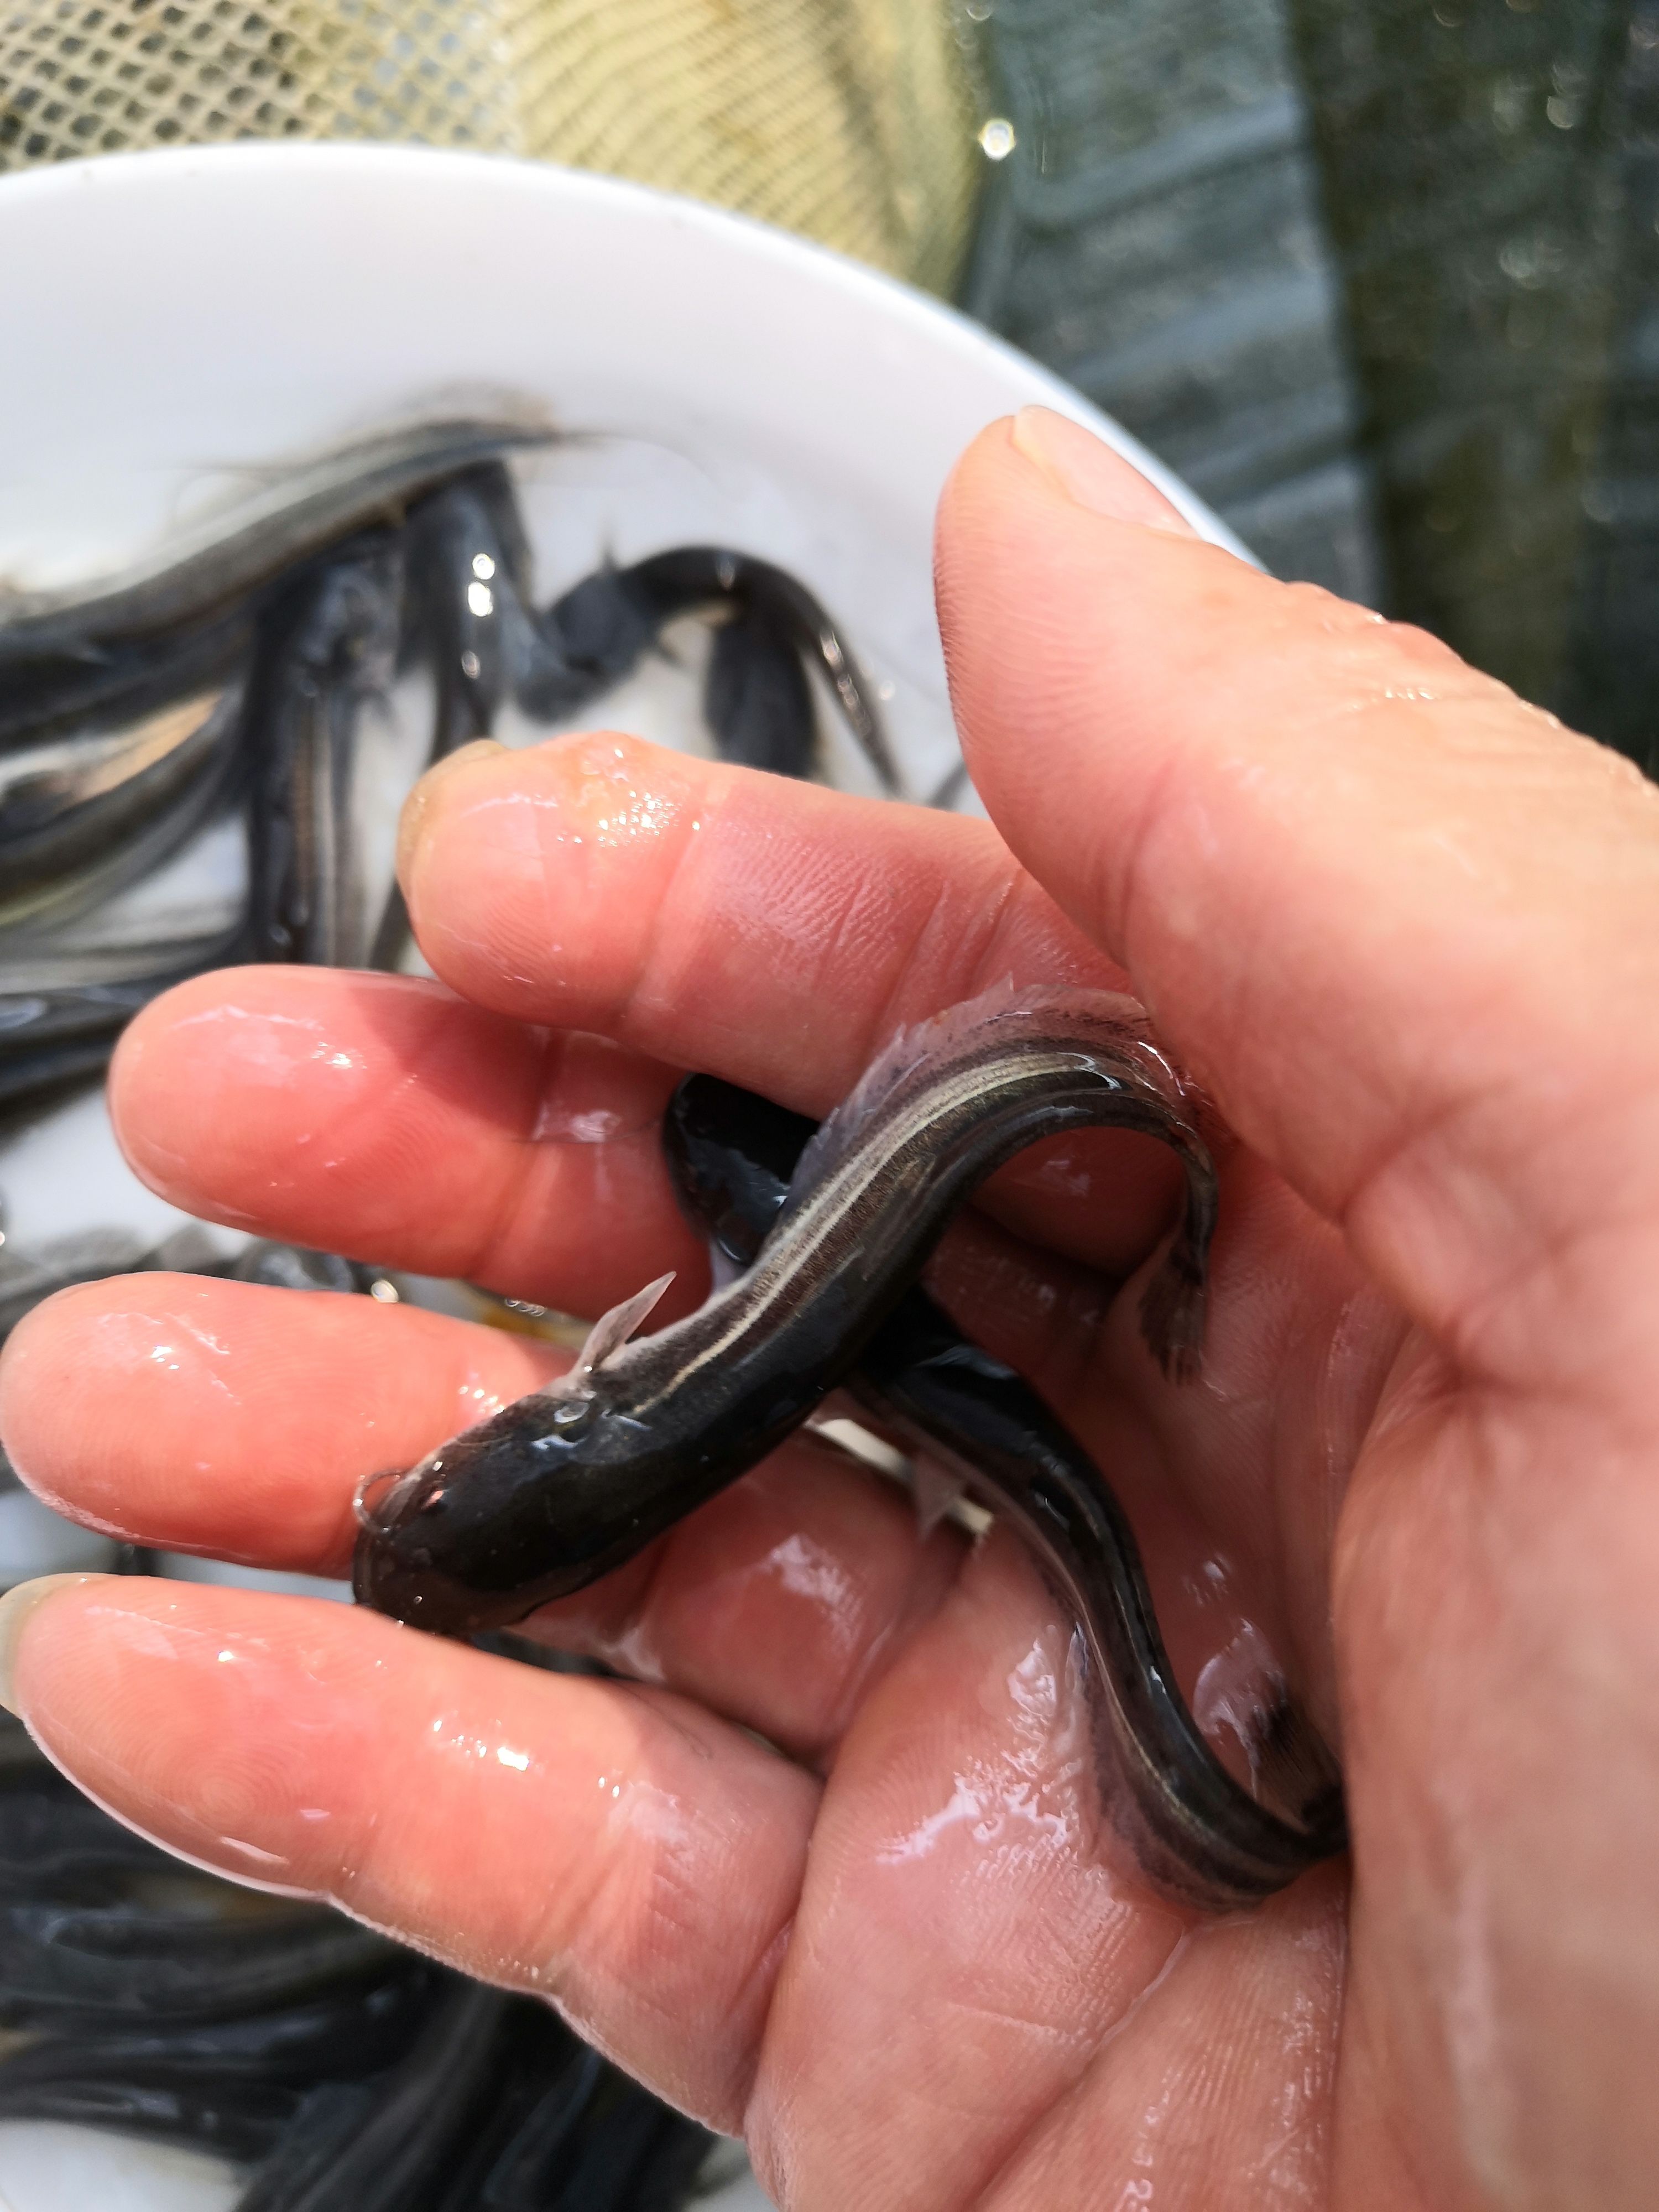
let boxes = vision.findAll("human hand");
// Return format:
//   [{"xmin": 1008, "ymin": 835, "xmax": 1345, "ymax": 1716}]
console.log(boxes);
[{"xmin": 4, "ymin": 407, "xmax": 1659, "ymax": 2210}]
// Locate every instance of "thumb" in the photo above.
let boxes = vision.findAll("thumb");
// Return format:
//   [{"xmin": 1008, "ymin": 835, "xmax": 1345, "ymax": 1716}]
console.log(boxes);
[{"xmin": 936, "ymin": 409, "xmax": 1659, "ymax": 1394}]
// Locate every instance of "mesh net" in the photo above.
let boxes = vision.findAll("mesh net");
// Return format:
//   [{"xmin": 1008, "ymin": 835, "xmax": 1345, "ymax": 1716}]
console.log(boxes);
[{"xmin": 0, "ymin": 0, "xmax": 985, "ymax": 294}]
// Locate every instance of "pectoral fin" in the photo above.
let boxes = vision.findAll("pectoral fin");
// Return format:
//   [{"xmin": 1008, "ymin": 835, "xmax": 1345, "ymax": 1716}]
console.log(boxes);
[
  {"xmin": 911, "ymin": 1458, "xmax": 967, "ymax": 1541},
  {"xmin": 548, "ymin": 1272, "xmax": 675, "ymax": 1397}
]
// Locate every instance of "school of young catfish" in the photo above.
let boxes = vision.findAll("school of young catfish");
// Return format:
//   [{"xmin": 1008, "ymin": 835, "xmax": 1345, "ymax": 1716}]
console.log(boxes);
[{"xmin": 0, "ymin": 419, "xmax": 1345, "ymax": 2209}]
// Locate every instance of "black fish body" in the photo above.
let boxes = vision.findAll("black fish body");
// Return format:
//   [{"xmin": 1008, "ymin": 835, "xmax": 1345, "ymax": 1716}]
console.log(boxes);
[
  {"xmin": 399, "ymin": 463, "xmax": 534, "ymax": 760},
  {"xmin": 355, "ymin": 982, "xmax": 1345, "ymax": 1909},
  {"xmin": 0, "ymin": 419, "xmax": 556, "ymax": 671},
  {"xmin": 663, "ymin": 1071, "xmax": 1347, "ymax": 1908},
  {"xmin": 0, "ymin": 682, "xmax": 243, "ymax": 932},
  {"xmin": 516, "ymin": 545, "xmax": 898, "ymax": 791},
  {"xmin": 243, "ymin": 533, "xmax": 404, "ymax": 969},
  {"xmin": 0, "ymin": 608, "xmax": 252, "ymax": 762},
  {"xmin": 353, "ymin": 985, "xmax": 1215, "ymax": 1634},
  {"xmin": 624, "ymin": 547, "xmax": 899, "ymax": 789}
]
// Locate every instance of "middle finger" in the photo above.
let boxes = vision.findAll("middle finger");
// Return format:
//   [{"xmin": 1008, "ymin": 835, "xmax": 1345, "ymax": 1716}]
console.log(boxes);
[
  {"xmin": 108, "ymin": 967, "xmax": 711, "ymax": 1321},
  {"xmin": 0, "ymin": 1275, "xmax": 962, "ymax": 1761}
]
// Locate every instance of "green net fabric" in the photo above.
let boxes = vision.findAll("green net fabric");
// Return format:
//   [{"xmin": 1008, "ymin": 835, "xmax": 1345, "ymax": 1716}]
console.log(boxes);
[{"xmin": 0, "ymin": 0, "xmax": 984, "ymax": 295}]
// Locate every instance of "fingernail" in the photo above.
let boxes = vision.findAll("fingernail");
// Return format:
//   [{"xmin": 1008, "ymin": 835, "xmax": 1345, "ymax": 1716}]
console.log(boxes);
[
  {"xmin": 1011, "ymin": 407, "xmax": 1198, "ymax": 535},
  {"xmin": 395, "ymin": 738, "xmax": 507, "ymax": 893},
  {"xmin": 0, "ymin": 1573, "xmax": 109, "ymax": 1717}
]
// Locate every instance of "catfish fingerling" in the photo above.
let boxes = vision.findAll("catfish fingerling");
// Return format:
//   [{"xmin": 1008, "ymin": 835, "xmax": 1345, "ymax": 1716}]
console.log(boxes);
[{"xmin": 353, "ymin": 983, "xmax": 1217, "ymax": 1635}]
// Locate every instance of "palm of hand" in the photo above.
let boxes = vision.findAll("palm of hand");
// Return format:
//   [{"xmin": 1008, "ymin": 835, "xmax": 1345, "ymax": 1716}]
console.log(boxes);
[{"xmin": 4, "ymin": 414, "xmax": 1657, "ymax": 2212}]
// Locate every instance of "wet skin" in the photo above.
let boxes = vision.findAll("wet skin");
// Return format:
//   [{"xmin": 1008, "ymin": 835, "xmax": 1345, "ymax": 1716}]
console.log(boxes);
[
  {"xmin": 5, "ymin": 410, "xmax": 1659, "ymax": 2209},
  {"xmin": 650, "ymin": 1067, "xmax": 1344, "ymax": 1907},
  {"xmin": 350, "ymin": 987, "xmax": 1218, "ymax": 1634}
]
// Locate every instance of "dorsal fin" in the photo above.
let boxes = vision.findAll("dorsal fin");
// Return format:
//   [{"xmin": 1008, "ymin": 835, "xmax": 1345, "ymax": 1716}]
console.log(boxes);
[
  {"xmin": 911, "ymin": 1458, "xmax": 967, "ymax": 1541},
  {"xmin": 547, "ymin": 1272, "xmax": 675, "ymax": 1398}
]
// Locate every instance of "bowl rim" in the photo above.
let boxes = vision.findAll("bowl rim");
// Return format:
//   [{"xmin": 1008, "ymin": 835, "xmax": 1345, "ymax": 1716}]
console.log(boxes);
[{"xmin": 0, "ymin": 140, "xmax": 1250, "ymax": 560}]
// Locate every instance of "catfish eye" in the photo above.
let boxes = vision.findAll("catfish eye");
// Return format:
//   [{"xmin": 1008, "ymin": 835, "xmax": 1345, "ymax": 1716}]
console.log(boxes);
[{"xmin": 551, "ymin": 1397, "xmax": 593, "ymax": 1432}]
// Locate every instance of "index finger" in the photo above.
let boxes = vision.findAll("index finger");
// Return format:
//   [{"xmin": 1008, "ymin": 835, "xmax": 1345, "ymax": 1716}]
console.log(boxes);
[{"xmin": 112, "ymin": 752, "xmax": 1187, "ymax": 1289}]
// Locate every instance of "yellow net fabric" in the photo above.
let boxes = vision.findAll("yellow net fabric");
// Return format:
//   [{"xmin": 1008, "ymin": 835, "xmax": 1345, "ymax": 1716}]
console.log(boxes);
[{"xmin": 0, "ymin": 0, "xmax": 985, "ymax": 294}]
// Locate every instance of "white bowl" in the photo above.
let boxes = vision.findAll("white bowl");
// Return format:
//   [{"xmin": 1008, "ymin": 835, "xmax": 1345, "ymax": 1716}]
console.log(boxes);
[{"xmin": 0, "ymin": 143, "xmax": 1240, "ymax": 607}]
